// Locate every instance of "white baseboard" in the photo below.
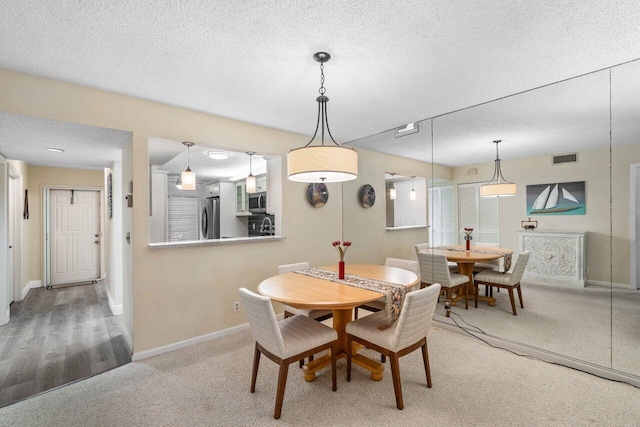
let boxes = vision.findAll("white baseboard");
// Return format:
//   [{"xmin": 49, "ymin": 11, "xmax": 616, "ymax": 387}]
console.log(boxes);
[
  {"xmin": 435, "ymin": 320, "xmax": 640, "ymax": 388},
  {"xmin": 22, "ymin": 280, "xmax": 43, "ymax": 300},
  {"xmin": 106, "ymin": 288, "xmax": 123, "ymax": 316},
  {"xmin": 131, "ymin": 313, "xmax": 284, "ymax": 362},
  {"xmin": 587, "ymin": 279, "xmax": 633, "ymax": 289}
]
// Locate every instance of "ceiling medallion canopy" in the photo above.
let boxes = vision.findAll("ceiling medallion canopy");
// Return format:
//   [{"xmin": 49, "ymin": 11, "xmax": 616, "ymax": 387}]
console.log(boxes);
[
  {"xmin": 480, "ymin": 140, "xmax": 517, "ymax": 197},
  {"xmin": 287, "ymin": 52, "xmax": 358, "ymax": 183}
]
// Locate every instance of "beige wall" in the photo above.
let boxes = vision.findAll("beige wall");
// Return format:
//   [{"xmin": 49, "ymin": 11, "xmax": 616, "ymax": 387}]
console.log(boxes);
[
  {"xmin": 452, "ymin": 143, "xmax": 640, "ymax": 285},
  {"xmin": 0, "ymin": 69, "xmax": 431, "ymax": 353},
  {"xmin": 25, "ymin": 166, "xmax": 105, "ymax": 285}
]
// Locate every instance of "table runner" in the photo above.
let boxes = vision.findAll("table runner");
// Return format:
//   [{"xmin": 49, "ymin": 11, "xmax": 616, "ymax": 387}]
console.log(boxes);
[
  {"xmin": 435, "ymin": 245, "xmax": 513, "ymax": 271},
  {"xmin": 294, "ymin": 268, "xmax": 407, "ymax": 322}
]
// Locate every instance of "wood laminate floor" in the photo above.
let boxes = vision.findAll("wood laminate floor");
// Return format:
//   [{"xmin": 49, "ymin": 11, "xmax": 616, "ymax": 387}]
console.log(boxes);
[{"xmin": 0, "ymin": 282, "xmax": 131, "ymax": 407}]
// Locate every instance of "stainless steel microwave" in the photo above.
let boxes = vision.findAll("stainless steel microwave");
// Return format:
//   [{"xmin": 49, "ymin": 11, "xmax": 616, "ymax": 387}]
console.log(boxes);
[{"xmin": 248, "ymin": 192, "xmax": 266, "ymax": 213}]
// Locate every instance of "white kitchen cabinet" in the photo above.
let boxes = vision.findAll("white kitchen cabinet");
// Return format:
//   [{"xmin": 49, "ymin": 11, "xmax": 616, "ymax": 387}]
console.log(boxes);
[
  {"xmin": 204, "ymin": 182, "xmax": 219, "ymax": 197},
  {"xmin": 235, "ymin": 181, "xmax": 251, "ymax": 216},
  {"xmin": 256, "ymin": 175, "xmax": 267, "ymax": 192}
]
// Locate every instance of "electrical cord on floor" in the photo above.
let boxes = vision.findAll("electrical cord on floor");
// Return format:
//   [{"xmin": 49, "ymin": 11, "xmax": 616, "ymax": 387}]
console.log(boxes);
[{"xmin": 444, "ymin": 307, "xmax": 634, "ymax": 387}]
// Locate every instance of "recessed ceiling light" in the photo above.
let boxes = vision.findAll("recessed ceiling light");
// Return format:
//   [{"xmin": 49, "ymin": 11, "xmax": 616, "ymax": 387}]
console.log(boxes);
[
  {"xmin": 207, "ymin": 151, "xmax": 229, "ymax": 160},
  {"xmin": 46, "ymin": 148, "xmax": 65, "ymax": 153}
]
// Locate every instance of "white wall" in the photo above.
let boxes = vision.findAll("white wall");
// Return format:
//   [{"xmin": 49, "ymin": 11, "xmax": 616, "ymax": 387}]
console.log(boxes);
[{"xmin": 149, "ymin": 170, "xmax": 167, "ymax": 243}]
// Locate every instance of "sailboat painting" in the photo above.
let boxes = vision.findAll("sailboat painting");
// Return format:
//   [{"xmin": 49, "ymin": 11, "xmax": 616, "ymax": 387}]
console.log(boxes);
[{"xmin": 526, "ymin": 181, "xmax": 585, "ymax": 215}]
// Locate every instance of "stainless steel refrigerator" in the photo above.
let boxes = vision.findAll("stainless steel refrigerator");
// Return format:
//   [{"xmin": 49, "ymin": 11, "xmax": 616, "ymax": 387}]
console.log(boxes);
[{"xmin": 202, "ymin": 197, "xmax": 220, "ymax": 239}]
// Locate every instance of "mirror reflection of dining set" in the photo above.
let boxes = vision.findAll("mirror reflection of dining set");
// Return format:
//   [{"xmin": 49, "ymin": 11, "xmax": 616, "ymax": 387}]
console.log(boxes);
[{"xmin": 238, "ymin": 245, "xmax": 529, "ymax": 419}]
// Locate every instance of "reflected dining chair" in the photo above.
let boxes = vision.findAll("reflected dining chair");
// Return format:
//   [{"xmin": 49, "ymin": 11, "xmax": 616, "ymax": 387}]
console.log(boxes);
[
  {"xmin": 239, "ymin": 288, "xmax": 338, "ymax": 420},
  {"xmin": 474, "ymin": 251, "xmax": 530, "ymax": 315},
  {"xmin": 415, "ymin": 243, "xmax": 457, "ymax": 273},
  {"xmin": 417, "ymin": 252, "xmax": 469, "ymax": 315},
  {"xmin": 354, "ymin": 257, "xmax": 420, "ymax": 319},
  {"xmin": 346, "ymin": 284, "xmax": 441, "ymax": 410}
]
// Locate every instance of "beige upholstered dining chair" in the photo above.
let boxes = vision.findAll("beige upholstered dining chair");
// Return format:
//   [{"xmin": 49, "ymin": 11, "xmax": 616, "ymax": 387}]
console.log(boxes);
[
  {"xmin": 415, "ymin": 243, "xmax": 457, "ymax": 273},
  {"xmin": 346, "ymin": 284, "xmax": 441, "ymax": 410},
  {"xmin": 278, "ymin": 262, "xmax": 333, "ymax": 322},
  {"xmin": 238, "ymin": 288, "xmax": 338, "ymax": 419},
  {"xmin": 417, "ymin": 252, "xmax": 469, "ymax": 312},
  {"xmin": 354, "ymin": 258, "xmax": 420, "ymax": 319},
  {"xmin": 474, "ymin": 251, "xmax": 530, "ymax": 315}
]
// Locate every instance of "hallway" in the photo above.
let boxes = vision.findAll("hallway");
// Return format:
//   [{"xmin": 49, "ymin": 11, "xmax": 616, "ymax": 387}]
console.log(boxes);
[{"xmin": 0, "ymin": 283, "xmax": 130, "ymax": 407}]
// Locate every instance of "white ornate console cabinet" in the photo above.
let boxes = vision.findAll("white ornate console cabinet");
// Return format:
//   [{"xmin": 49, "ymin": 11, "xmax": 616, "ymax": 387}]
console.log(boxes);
[{"xmin": 518, "ymin": 230, "xmax": 587, "ymax": 287}]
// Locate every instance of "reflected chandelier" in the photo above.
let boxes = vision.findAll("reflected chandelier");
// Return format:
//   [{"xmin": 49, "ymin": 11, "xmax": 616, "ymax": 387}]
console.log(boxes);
[
  {"xmin": 480, "ymin": 140, "xmax": 517, "ymax": 197},
  {"xmin": 287, "ymin": 52, "xmax": 358, "ymax": 183}
]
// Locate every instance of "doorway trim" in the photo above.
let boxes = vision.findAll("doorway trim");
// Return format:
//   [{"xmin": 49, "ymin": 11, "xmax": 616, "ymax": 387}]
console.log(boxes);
[
  {"xmin": 630, "ymin": 163, "xmax": 640, "ymax": 290},
  {"xmin": 8, "ymin": 165, "xmax": 23, "ymax": 302},
  {"xmin": 43, "ymin": 185, "xmax": 104, "ymax": 288}
]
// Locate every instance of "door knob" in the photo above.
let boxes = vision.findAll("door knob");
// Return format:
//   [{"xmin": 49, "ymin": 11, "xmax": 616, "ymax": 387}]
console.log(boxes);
[
  {"xmin": 95, "ymin": 234, "xmax": 99, "ymax": 237},
  {"xmin": 94, "ymin": 240, "xmax": 99, "ymax": 244},
  {"xmin": 8, "ymin": 246, "xmax": 12, "ymax": 249}
]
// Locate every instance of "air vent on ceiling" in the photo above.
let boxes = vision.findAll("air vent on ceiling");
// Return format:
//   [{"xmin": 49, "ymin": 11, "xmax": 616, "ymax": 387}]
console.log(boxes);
[{"xmin": 552, "ymin": 153, "xmax": 578, "ymax": 165}]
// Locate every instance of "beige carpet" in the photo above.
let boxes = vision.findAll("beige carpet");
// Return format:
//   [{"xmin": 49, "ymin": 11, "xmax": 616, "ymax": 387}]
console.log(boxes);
[
  {"xmin": 1, "ymin": 326, "xmax": 639, "ymax": 426},
  {"xmin": 434, "ymin": 280, "xmax": 640, "ymax": 377}
]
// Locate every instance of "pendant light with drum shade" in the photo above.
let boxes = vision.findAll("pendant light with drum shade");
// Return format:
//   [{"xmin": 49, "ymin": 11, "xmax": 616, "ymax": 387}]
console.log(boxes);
[
  {"xmin": 287, "ymin": 52, "xmax": 358, "ymax": 183},
  {"xmin": 480, "ymin": 140, "xmax": 517, "ymax": 197},
  {"xmin": 245, "ymin": 152, "xmax": 256, "ymax": 194},
  {"xmin": 177, "ymin": 141, "xmax": 196, "ymax": 191}
]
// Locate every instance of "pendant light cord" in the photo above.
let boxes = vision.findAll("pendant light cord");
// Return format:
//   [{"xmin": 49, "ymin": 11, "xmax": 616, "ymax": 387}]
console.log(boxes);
[{"xmin": 302, "ymin": 60, "xmax": 340, "ymax": 148}]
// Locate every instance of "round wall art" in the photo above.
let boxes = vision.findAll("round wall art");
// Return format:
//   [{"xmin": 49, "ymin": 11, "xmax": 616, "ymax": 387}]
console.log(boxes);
[
  {"xmin": 307, "ymin": 183, "xmax": 329, "ymax": 208},
  {"xmin": 359, "ymin": 184, "xmax": 376, "ymax": 208}
]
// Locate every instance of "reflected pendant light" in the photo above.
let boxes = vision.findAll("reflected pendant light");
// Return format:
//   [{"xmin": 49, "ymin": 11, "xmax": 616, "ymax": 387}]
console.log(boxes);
[
  {"xmin": 287, "ymin": 52, "xmax": 358, "ymax": 183},
  {"xmin": 246, "ymin": 151, "xmax": 256, "ymax": 194},
  {"xmin": 480, "ymin": 140, "xmax": 517, "ymax": 197},
  {"xmin": 180, "ymin": 141, "xmax": 196, "ymax": 191},
  {"xmin": 409, "ymin": 176, "xmax": 416, "ymax": 201},
  {"xmin": 175, "ymin": 174, "xmax": 183, "ymax": 190},
  {"xmin": 389, "ymin": 173, "xmax": 397, "ymax": 200}
]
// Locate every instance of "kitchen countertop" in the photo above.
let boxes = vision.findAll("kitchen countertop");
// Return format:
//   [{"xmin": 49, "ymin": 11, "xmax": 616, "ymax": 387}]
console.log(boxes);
[{"xmin": 149, "ymin": 235, "xmax": 285, "ymax": 248}]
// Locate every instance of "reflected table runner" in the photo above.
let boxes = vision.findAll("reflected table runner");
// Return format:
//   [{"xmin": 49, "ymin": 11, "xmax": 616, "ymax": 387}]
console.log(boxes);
[
  {"xmin": 435, "ymin": 245, "xmax": 513, "ymax": 271},
  {"xmin": 294, "ymin": 268, "xmax": 407, "ymax": 322}
]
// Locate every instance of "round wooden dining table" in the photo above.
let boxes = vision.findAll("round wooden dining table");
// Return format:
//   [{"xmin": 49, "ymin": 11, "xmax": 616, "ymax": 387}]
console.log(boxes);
[{"xmin": 258, "ymin": 264, "xmax": 419, "ymax": 381}]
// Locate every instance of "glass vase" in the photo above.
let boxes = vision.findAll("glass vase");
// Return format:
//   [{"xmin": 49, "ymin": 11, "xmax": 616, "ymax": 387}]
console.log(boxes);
[
  {"xmin": 339, "ymin": 261, "xmax": 345, "ymax": 279},
  {"xmin": 465, "ymin": 238, "xmax": 471, "ymax": 251}
]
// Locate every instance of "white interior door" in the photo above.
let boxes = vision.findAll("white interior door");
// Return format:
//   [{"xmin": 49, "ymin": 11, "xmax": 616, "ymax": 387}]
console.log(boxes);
[{"xmin": 50, "ymin": 189, "xmax": 100, "ymax": 286}]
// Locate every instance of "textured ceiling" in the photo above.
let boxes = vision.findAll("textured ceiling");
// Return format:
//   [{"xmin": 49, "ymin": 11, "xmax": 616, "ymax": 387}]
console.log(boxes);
[
  {"xmin": 149, "ymin": 137, "xmax": 268, "ymax": 183},
  {"xmin": 0, "ymin": 112, "xmax": 129, "ymax": 169},
  {"xmin": 0, "ymin": 1, "xmax": 639, "ymax": 168}
]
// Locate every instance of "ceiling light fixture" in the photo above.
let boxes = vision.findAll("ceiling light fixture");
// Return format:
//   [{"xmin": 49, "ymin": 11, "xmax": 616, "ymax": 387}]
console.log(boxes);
[
  {"xmin": 480, "ymin": 140, "xmax": 517, "ymax": 197},
  {"xmin": 178, "ymin": 141, "xmax": 196, "ymax": 191},
  {"xmin": 207, "ymin": 151, "xmax": 229, "ymax": 160},
  {"xmin": 410, "ymin": 176, "xmax": 416, "ymax": 201},
  {"xmin": 287, "ymin": 52, "xmax": 358, "ymax": 183},
  {"xmin": 246, "ymin": 151, "xmax": 256, "ymax": 194},
  {"xmin": 46, "ymin": 148, "xmax": 65, "ymax": 153},
  {"xmin": 389, "ymin": 173, "xmax": 397, "ymax": 200},
  {"xmin": 395, "ymin": 122, "xmax": 419, "ymax": 137}
]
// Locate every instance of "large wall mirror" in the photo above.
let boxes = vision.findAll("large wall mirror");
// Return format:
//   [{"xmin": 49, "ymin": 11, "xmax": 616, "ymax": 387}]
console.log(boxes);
[
  {"xmin": 148, "ymin": 137, "xmax": 282, "ymax": 245},
  {"xmin": 344, "ymin": 57, "xmax": 640, "ymax": 383}
]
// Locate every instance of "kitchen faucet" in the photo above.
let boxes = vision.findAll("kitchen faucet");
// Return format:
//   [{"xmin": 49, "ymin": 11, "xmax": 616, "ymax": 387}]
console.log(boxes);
[{"xmin": 260, "ymin": 216, "xmax": 274, "ymax": 235}]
